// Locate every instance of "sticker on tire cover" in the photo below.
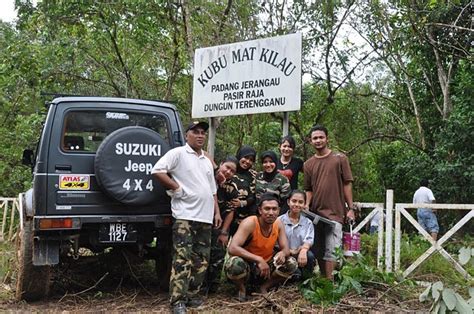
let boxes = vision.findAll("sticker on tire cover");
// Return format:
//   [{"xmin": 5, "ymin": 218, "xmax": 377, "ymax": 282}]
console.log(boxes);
[{"xmin": 59, "ymin": 175, "xmax": 90, "ymax": 190}]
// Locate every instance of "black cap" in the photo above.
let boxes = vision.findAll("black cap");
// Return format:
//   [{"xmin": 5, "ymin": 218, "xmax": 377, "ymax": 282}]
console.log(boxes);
[{"xmin": 186, "ymin": 120, "xmax": 209, "ymax": 132}]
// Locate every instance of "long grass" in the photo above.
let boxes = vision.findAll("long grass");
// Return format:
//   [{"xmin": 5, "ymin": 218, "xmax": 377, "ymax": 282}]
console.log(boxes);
[
  {"xmin": 361, "ymin": 233, "xmax": 473, "ymax": 286},
  {"xmin": 0, "ymin": 242, "xmax": 16, "ymax": 301}
]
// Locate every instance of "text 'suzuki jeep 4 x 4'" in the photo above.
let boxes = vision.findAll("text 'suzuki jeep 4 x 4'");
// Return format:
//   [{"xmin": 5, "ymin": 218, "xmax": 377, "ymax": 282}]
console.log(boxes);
[{"xmin": 17, "ymin": 97, "xmax": 184, "ymax": 300}]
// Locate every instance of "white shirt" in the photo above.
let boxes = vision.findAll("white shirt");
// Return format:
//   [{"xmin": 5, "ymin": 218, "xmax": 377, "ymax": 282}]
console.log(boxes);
[
  {"xmin": 413, "ymin": 186, "xmax": 436, "ymax": 214},
  {"xmin": 370, "ymin": 210, "xmax": 384, "ymax": 227},
  {"xmin": 152, "ymin": 143, "xmax": 216, "ymax": 224}
]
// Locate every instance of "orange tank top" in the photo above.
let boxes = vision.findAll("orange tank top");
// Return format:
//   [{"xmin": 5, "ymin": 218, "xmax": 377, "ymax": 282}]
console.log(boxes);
[{"xmin": 244, "ymin": 216, "xmax": 280, "ymax": 262}]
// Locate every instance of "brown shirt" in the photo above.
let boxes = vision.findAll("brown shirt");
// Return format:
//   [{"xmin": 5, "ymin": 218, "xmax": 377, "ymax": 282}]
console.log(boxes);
[{"xmin": 303, "ymin": 152, "xmax": 353, "ymax": 224}]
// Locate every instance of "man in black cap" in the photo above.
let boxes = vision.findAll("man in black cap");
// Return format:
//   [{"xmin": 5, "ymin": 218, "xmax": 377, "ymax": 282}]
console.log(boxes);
[{"xmin": 152, "ymin": 120, "xmax": 222, "ymax": 314}]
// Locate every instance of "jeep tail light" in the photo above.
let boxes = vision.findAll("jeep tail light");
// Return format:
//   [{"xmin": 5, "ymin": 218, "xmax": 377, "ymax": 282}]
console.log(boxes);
[{"xmin": 39, "ymin": 218, "xmax": 73, "ymax": 229}]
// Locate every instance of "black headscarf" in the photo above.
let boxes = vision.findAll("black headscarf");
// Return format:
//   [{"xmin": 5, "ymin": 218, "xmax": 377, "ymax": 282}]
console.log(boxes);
[
  {"xmin": 236, "ymin": 145, "xmax": 256, "ymax": 173},
  {"xmin": 260, "ymin": 150, "xmax": 278, "ymax": 182}
]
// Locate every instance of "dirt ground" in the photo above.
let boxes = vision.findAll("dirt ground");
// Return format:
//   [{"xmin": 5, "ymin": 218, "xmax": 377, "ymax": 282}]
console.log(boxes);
[{"xmin": 0, "ymin": 250, "xmax": 429, "ymax": 313}]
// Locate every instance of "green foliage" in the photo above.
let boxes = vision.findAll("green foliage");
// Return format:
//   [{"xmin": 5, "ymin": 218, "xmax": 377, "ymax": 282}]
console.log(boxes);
[
  {"xmin": 0, "ymin": 242, "xmax": 16, "ymax": 293},
  {"xmin": 0, "ymin": 113, "xmax": 44, "ymax": 195},
  {"xmin": 458, "ymin": 247, "xmax": 474, "ymax": 266},
  {"xmin": 0, "ymin": 0, "xmax": 472, "ymax": 212},
  {"xmin": 300, "ymin": 252, "xmax": 407, "ymax": 306},
  {"xmin": 419, "ymin": 281, "xmax": 474, "ymax": 313},
  {"xmin": 372, "ymin": 141, "xmax": 433, "ymax": 202}
]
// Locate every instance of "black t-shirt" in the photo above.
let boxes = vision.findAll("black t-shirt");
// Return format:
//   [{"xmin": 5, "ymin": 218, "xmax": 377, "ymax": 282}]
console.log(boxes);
[{"xmin": 277, "ymin": 156, "xmax": 303, "ymax": 190}]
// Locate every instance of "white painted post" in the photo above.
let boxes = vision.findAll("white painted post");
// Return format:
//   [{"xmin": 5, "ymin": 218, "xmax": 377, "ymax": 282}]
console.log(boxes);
[
  {"xmin": 8, "ymin": 199, "xmax": 16, "ymax": 241},
  {"xmin": 385, "ymin": 190, "xmax": 393, "ymax": 272},
  {"xmin": 283, "ymin": 112, "xmax": 289, "ymax": 136},
  {"xmin": 394, "ymin": 204, "xmax": 401, "ymax": 271},
  {"xmin": 18, "ymin": 193, "xmax": 24, "ymax": 231},
  {"xmin": 377, "ymin": 207, "xmax": 384, "ymax": 270},
  {"xmin": 207, "ymin": 117, "xmax": 217, "ymax": 158},
  {"xmin": 1, "ymin": 200, "xmax": 8, "ymax": 242}
]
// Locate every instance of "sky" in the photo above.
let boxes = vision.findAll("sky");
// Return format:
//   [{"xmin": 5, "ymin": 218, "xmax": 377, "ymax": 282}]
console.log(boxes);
[{"xmin": 0, "ymin": 1, "xmax": 16, "ymax": 22}]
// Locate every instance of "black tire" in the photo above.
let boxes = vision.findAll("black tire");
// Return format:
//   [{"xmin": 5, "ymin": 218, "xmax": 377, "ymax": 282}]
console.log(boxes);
[
  {"xmin": 94, "ymin": 126, "xmax": 170, "ymax": 206},
  {"xmin": 16, "ymin": 220, "xmax": 51, "ymax": 301},
  {"xmin": 155, "ymin": 248, "xmax": 172, "ymax": 292}
]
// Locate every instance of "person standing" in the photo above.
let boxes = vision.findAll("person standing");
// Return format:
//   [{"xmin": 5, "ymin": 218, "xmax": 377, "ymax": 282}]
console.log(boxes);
[
  {"xmin": 277, "ymin": 135, "xmax": 304, "ymax": 190},
  {"xmin": 413, "ymin": 179, "xmax": 438, "ymax": 240},
  {"xmin": 369, "ymin": 210, "xmax": 383, "ymax": 234},
  {"xmin": 152, "ymin": 121, "xmax": 222, "ymax": 314},
  {"xmin": 256, "ymin": 150, "xmax": 291, "ymax": 208},
  {"xmin": 230, "ymin": 145, "xmax": 257, "ymax": 235},
  {"xmin": 303, "ymin": 125, "xmax": 356, "ymax": 281}
]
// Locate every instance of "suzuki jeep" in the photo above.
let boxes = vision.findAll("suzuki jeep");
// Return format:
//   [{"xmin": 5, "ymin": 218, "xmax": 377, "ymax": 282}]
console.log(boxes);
[{"xmin": 17, "ymin": 97, "xmax": 184, "ymax": 301}]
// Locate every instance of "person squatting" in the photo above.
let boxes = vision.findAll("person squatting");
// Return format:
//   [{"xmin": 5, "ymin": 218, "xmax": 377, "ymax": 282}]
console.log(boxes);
[{"xmin": 152, "ymin": 122, "xmax": 356, "ymax": 313}]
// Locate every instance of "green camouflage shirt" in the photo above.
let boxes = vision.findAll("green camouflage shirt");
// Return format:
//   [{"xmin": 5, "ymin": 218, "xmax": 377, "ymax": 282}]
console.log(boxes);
[
  {"xmin": 256, "ymin": 172, "xmax": 291, "ymax": 206},
  {"xmin": 217, "ymin": 179, "xmax": 239, "ymax": 218},
  {"xmin": 233, "ymin": 168, "xmax": 257, "ymax": 220}
]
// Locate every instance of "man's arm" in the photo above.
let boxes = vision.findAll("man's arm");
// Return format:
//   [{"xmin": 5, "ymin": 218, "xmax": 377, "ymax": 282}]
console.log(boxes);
[
  {"xmin": 305, "ymin": 191, "xmax": 313, "ymax": 209},
  {"xmin": 153, "ymin": 173, "xmax": 179, "ymax": 191},
  {"xmin": 274, "ymin": 220, "xmax": 290, "ymax": 265},
  {"xmin": 213, "ymin": 194, "xmax": 222, "ymax": 228},
  {"xmin": 343, "ymin": 181, "xmax": 355, "ymax": 221}
]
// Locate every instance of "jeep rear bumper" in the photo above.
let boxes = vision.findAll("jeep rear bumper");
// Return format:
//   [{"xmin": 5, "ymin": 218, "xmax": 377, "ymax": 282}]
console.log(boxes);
[{"xmin": 33, "ymin": 214, "xmax": 173, "ymax": 231}]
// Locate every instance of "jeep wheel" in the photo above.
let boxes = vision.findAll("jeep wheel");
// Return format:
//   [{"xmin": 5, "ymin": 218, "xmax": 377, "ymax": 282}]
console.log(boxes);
[
  {"xmin": 94, "ymin": 126, "xmax": 170, "ymax": 206},
  {"xmin": 16, "ymin": 220, "xmax": 51, "ymax": 301}
]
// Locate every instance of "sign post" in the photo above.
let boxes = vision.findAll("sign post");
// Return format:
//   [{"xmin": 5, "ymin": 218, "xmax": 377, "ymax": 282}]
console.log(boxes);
[{"xmin": 192, "ymin": 33, "xmax": 302, "ymax": 155}]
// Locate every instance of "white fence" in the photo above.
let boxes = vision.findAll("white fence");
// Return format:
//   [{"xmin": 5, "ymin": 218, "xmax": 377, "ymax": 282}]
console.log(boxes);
[
  {"xmin": 0, "ymin": 196, "xmax": 21, "ymax": 242},
  {"xmin": 394, "ymin": 203, "xmax": 473, "ymax": 279},
  {"xmin": 1, "ymin": 191, "xmax": 472, "ymax": 280}
]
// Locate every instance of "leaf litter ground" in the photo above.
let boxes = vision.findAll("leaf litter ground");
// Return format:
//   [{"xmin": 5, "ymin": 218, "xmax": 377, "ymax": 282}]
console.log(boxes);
[{"xmin": 0, "ymin": 249, "xmax": 429, "ymax": 313}]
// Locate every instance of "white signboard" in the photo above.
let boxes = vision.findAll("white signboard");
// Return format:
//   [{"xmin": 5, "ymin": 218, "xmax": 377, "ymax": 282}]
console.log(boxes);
[{"xmin": 192, "ymin": 33, "xmax": 302, "ymax": 118}]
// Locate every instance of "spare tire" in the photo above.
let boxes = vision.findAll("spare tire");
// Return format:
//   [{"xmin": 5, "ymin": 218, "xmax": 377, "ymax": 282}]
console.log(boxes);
[{"xmin": 95, "ymin": 126, "xmax": 170, "ymax": 205}]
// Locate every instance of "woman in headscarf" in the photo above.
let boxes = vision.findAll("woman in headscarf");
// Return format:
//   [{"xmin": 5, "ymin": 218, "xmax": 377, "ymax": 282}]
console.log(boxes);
[
  {"xmin": 256, "ymin": 150, "xmax": 291, "ymax": 207},
  {"xmin": 207, "ymin": 156, "xmax": 239, "ymax": 293},
  {"xmin": 229, "ymin": 145, "xmax": 257, "ymax": 235}
]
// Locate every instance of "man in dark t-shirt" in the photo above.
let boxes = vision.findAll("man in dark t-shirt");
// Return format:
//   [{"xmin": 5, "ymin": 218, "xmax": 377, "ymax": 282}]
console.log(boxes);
[{"xmin": 303, "ymin": 125, "xmax": 356, "ymax": 280}]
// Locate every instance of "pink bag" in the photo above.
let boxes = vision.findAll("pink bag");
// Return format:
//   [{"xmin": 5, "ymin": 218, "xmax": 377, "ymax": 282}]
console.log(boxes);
[{"xmin": 343, "ymin": 223, "xmax": 360, "ymax": 257}]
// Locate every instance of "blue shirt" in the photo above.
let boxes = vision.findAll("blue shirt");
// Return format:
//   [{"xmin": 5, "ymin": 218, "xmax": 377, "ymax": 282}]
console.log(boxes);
[{"xmin": 278, "ymin": 212, "xmax": 314, "ymax": 250}]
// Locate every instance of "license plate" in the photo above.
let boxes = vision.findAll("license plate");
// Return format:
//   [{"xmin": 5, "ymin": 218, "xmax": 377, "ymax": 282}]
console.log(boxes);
[{"xmin": 99, "ymin": 223, "xmax": 137, "ymax": 243}]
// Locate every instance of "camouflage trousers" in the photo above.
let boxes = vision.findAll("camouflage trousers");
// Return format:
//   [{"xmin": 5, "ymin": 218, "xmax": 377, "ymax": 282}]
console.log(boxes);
[
  {"xmin": 206, "ymin": 229, "xmax": 227, "ymax": 290},
  {"xmin": 170, "ymin": 219, "xmax": 211, "ymax": 305},
  {"xmin": 224, "ymin": 254, "xmax": 298, "ymax": 283}
]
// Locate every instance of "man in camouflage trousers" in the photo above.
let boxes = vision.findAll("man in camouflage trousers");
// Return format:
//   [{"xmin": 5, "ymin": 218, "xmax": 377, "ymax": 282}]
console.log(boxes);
[
  {"xmin": 225, "ymin": 193, "xmax": 297, "ymax": 301},
  {"xmin": 152, "ymin": 121, "xmax": 222, "ymax": 314}
]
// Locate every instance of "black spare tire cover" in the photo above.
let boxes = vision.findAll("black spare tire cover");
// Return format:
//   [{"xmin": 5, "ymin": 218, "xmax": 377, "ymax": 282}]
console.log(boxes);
[{"xmin": 94, "ymin": 126, "xmax": 170, "ymax": 205}]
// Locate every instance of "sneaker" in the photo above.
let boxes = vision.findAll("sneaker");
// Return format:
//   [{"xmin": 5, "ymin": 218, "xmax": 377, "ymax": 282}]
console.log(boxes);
[
  {"xmin": 187, "ymin": 297, "xmax": 204, "ymax": 308},
  {"xmin": 172, "ymin": 301, "xmax": 187, "ymax": 314}
]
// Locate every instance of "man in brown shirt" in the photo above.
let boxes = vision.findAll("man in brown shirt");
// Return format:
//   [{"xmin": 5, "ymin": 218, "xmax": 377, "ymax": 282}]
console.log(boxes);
[{"xmin": 303, "ymin": 125, "xmax": 356, "ymax": 280}]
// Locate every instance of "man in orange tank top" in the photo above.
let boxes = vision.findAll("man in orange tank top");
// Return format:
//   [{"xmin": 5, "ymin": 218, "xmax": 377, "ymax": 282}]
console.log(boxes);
[{"xmin": 225, "ymin": 193, "xmax": 297, "ymax": 301}]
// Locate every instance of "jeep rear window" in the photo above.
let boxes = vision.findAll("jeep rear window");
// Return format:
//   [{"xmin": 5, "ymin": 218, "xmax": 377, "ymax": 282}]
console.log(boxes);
[{"xmin": 62, "ymin": 110, "xmax": 169, "ymax": 152}]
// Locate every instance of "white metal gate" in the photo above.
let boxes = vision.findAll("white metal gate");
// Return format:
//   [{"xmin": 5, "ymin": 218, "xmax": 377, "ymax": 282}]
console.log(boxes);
[
  {"xmin": 394, "ymin": 203, "xmax": 473, "ymax": 279},
  {"xmin": 0, "ymin": 195, "xmax": 21, "ymax": 242}
]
